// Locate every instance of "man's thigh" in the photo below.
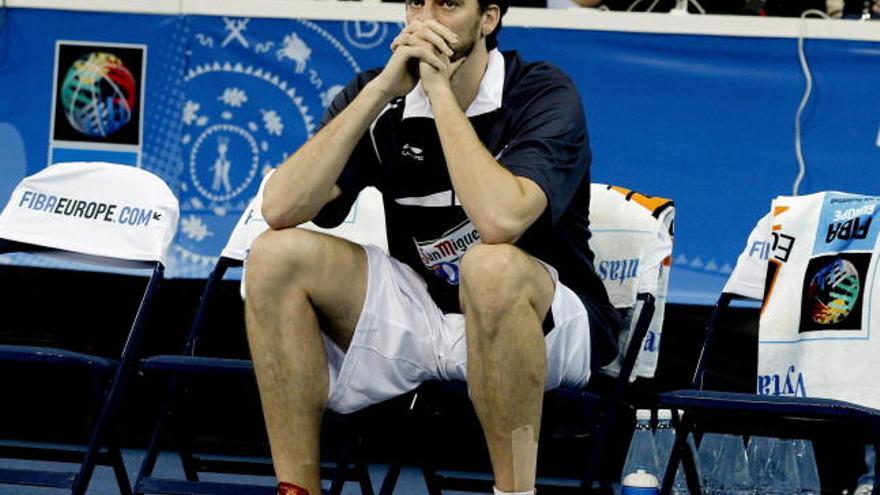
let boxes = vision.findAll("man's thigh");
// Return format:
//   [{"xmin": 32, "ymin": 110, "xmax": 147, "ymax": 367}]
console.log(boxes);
[
  {"xmin": 249, "ymin": 227, "xmax": 368, "ymax": 351},
  {"xmin": 439, "ymin": 261, "xmax": 593, "ymax": 389},
  {"xmin": 325, "ymin": 244, "xmax": 447, "ymax": 413}
]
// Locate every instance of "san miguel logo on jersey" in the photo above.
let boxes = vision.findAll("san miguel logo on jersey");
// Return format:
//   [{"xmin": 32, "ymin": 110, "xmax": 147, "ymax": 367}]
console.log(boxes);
[{"xmin": 414, "ymin": 219, "xmax": 481, "ymax": 285}]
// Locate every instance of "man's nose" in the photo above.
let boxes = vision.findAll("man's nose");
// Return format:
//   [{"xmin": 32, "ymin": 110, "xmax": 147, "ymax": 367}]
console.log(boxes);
[{"xmin": 414, "ymin": 5, "xmax": 436, "ymax": 21}]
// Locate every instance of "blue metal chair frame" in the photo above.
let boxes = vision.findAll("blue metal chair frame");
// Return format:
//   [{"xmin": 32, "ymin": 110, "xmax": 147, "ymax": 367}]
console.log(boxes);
[
  {"xmin": 133, "ymin": 256, "xmax": 375, "ymax": 495},
  {"xmin": 378, "ymin": 293, "xmax": 657, "ymax": 495},
  {"xmin": 0, "ymin": 239, "xmax": 165, "ymax": 495},
  {"xmin": 658, "ymin": 292, "xmax": 880, "ymax": 495}
]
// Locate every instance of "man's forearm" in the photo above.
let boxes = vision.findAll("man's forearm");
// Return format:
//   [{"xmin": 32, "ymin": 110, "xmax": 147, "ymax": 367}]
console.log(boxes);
[
  {"xmin": 263, "ymin": 82, "xmax": 390, "ymax": 229},
  {"xmin": 430, "ymin": 85, "xmax": 544, "ymax": 244}
]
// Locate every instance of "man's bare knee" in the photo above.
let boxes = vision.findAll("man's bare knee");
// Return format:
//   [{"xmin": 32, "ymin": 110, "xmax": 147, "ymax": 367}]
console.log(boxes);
[
  {"xmin": 460, "ymin": 244, "xmax": 533, "ymax": 308},
  {"xmin": 245, "ymin": 228, "xmax": 368, "ymax": 349},
  {"xmin": 459, "ymin": 244, "xmax": 553, "ymax": 344},
  {"xmin": 459, "ymin": 245, "xmax": 534, "ymax": 340},
  {"xmin": 245, "ymin": 228, "xmax": 326, "ymax": 301}
]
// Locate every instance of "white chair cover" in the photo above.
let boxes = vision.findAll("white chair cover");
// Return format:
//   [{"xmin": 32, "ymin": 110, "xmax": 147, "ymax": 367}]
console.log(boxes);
[
  {"xmin": 0, "ymin": 162, "xmax": 179, "ymax": 265},
  {"xmin": 221, "ymin": 171, "xmax": 273, "ymax": 262}
]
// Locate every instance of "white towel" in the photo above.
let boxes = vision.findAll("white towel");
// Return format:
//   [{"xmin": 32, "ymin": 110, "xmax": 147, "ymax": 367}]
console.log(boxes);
[
  {"xmin": 757, "ymin": 191, "xmax": 880, "ymax": 410},
  {"xmin": 723, "ymin": 213, "xmax": 771, "ymax": 300},
  {"xmin": 590, "ymin": 185, "xmax": 674, "ymax": 380}
]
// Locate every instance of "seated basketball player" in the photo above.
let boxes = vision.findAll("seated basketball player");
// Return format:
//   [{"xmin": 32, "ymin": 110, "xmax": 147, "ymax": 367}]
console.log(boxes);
[{"xmin": 244, "ymin": 1, "xmax": 619, "ymax": 493}]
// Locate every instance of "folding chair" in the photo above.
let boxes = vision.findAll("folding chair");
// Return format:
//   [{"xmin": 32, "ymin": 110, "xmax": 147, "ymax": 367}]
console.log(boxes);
[
  {"xmin": 0, "ymin": 161, "xmax": 179, "ymax": 495},
  {"xmin": 658, "ymin": 191, "xmax": 880, "ymax": 495},
  {"xmin": 578, "ymin": 184, "xmax": 675, "ymax": 491},
  {"xmin": 380, "ymin": 184, "xmax": 675, "ymax": 495},
  {"xmin": 134, "ymin": 171, "xmax": 387, "ymax": 495}
]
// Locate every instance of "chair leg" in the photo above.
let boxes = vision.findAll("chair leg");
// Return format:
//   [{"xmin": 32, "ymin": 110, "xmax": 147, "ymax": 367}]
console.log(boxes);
[
  {"xmin": 328, "ymin": 442, "xmax": 353, "ymax": 495},
  {"xmin": 327, "ymin": 467, "xmax": 349, "ymax": 495},
  {"xmin": 177, "ymin": 447, "xmax": 201, "ymax": 482},
  {"xmin": 420, "ymin": 463, "xmax": 445, "ymax": 495},
  {"xmin": 68, "ymin": 430, "xmax": 106, "ymax": 494},
  {"xmin": 678, "ymin": 432, "xmax": 701, "ymax": 495},
  {"xmin": 660, "ymin": 422, "xmax": 690, "ymax": 495},
  {"xmin": 380, "ymin": 391, "xmax": 422, "ymax": 495},
  {"xmin": 134, "ymin": 407, "xmax": 171, "ymax": 494},
  {"xmin": 356, "ymin": 460, "xmax": 375, "ymax": 495},
  {"xmin": 73, "ymin": 273, "xmax": 161, "ymax": 495},
  {"xmin": 71, "ymin": 367, "xmax": 125, "ymax": 495},
  {"xmin": 134, "ymin": 376, "xmax": 182, "ymax": 494},
  {"xmin": 174, "ymin": 384, "xmax": 202, "ymax": 482},
  {"xmin": 108, "ymin": 446, "xmax": 134, "ymax": 495},
  {"xmin": 379, "ymin": 464, "xmax": 403, "ymax": 495},
  {"xmin": 169, "ymin": 419, "xmax": 200, "ymax": 481},
  {"xmin": 350, "ymin": 434, "xmax": 374, "ymax": 495},
  {"xmin": 581, "ymin": 403, "xmax": 625, "ymax": 494}
]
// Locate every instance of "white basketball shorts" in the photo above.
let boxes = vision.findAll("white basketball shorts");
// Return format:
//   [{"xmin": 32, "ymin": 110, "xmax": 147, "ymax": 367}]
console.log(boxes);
[{"xmin": 322, "ymin": 244, "xmax": 593, "ymax": 414}]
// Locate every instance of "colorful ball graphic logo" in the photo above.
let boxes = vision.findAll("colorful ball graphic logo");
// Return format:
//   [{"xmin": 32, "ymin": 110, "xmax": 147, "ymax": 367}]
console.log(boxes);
[
  {"xmin": 807, "ymin": 258, "xmax": 860, "ymax": 325},
  {"xmin": 60, "ymin": 52, "xmax": 137, "ymax": 138}
]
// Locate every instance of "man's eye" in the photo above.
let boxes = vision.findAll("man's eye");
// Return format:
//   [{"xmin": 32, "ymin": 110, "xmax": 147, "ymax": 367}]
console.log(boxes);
[
  {"xmin": 443, "ymin": 0, "xmax": 457, "ymax": 6},
  {"xmin": 407, "ymin": 0, "xmax": 424, "ymax": 7}
]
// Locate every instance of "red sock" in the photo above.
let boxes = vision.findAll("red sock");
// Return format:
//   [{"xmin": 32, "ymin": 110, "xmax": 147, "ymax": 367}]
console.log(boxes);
[{"xmin": 278, "ymin": 481, "xmax": 309, "ymax": 495}]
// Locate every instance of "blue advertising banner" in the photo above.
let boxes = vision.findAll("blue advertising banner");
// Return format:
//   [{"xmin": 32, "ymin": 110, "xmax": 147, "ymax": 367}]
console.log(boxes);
[
  {"xmin": 173, "ymin": 15, "xmax": 396, "ymax": 273},
  {"xmin": 0, "ymin": 4, "xmax": 878, "ymax": 304}
]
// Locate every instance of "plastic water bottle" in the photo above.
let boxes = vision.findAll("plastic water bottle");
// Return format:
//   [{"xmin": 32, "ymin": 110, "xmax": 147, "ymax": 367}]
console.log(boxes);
[
  {"xmin": 713, "ymin": 434, "xmax": 753, "ymax": 495},
  {"xmin": 792, "ymin": 439, "xmax": 820, "ymax": 495},
  {"xmin": 654, "ymin": 410, "xmax": 677, "ymax": 490},
  {"xmin": 699, "ymin": 433, "xmax": 725, "ymax": 493},
  {"xmin": 754, "ymin": 437, "xmax": 800, "ymax": 495},
  {"xmin": 748, "ymin": 436, "xmax": 775, "ymax": 492},
  {"xmin": 621, "ymin": 409, "xmax": 661, "ymax": 495},
  {"xmin": 654, "ymin": 410, "xmax": 696, "ymax": 494},
  {"xmin": 623, "ymin": 470, "xmax": 661, "ymax": 495},
  {"xmin": 685, "ymin": 434, "xmax": 702, "ymax": 493}
]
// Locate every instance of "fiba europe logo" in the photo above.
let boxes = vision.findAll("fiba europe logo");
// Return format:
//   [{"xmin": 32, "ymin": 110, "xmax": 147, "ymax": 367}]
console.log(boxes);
[
  {"xmin": 806, "ymin": 258, "xmax": 860, "ymax": 325},
  {"xmin": 52, "ymin": 42, "xmax": 145, "ymax": 147},
  {"xmin": 60, "ymin": 52, "xmax": 136, "ymax": 137}
]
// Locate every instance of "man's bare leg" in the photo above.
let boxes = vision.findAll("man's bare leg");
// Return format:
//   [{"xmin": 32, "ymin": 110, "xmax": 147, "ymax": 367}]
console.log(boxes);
[
  {"xmin": 459, "ymin": 244, "xmax": 555, "ymax": 493},
  {"xmin": 245, "ymin": 228, "xmax": 368, "ymax": 494}
]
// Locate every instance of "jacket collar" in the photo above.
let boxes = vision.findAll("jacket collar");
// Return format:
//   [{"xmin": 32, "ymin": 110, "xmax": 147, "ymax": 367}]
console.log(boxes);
[{"xmin": 402, "ymin": 49, "xmax": 504, "ymax": 120}]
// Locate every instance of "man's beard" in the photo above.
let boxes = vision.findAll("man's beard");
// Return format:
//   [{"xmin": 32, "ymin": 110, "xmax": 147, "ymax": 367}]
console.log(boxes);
[
  {"xmin": 449, "ymin": 20, "xmax": 482, "ymax": 62},
  {"xmin": 450, "ymin": 38, "xmax": 475, "ymax": 62}
]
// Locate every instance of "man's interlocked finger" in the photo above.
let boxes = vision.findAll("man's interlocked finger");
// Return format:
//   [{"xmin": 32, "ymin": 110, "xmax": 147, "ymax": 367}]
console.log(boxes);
[
  {"xmin": 392, "ymin": 31, "xmax": 452, "ymax": 58},
  {"xmin": 402, "ymin": 45, "xmax": 447, "ymax": 71},
  {"xmin": 420, "ymin": 19, "xmax": 458, "ymax": 45}
]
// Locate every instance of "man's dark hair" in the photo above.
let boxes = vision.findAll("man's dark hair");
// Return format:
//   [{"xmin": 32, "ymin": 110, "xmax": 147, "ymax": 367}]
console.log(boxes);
[{"xmin": 477, "ymin": 0, "xmax": 509, "ymax": 50}]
